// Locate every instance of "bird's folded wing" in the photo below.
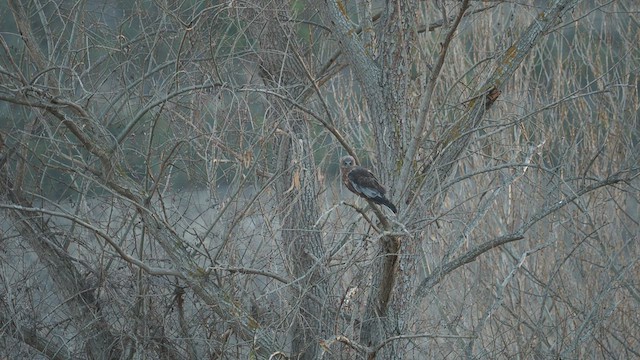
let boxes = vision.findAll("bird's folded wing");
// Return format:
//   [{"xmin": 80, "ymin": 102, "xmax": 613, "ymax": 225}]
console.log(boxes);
[{"xmin": 348, "ymin": 168, "xmax": 386, "ymax": 198}]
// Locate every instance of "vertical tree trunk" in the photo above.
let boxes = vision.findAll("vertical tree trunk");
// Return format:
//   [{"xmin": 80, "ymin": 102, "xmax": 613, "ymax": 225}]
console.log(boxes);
[
  {"xmin": 275, "ymin": 118, "xmax": 329, "ymax": 359},
  {"xmin": 241, "ymin": 1, "xmax": 333, "ymax": 357},
  {"xmin": 319, "ymin": 1, "xmax": 417, "ymax": 355}
]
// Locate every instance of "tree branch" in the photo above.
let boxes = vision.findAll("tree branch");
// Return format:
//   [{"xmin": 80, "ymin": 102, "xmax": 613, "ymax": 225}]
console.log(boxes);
[
  {"xmin": 414, "ymin": 0, "xmax": 580, "ymax": 210},
  {"xmin": 0, "ymin": 203, "xmax": 184, "ymax": 277},
  {"xmin": 415, "ymin": 173, "xmax": 629, "ymax": 298},
  {"xmin": 398, "ymin": 0, "xmax": 470, "ymax": 201}
]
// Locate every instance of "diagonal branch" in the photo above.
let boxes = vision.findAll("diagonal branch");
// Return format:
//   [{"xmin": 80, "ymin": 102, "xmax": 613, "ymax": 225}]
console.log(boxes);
[
  {"xmin": 398, "ymin": 0, "xmax": 470, "ymax": 200},
  {"xmin": 2, "ymin": 91, "xmax": 280, "ymax": 357},
  {"xmin": 0, "ymin": 203, "xmax": 184, "ymax": 277},
  {"xmin": 414, "ymin": 0, "xmax": 580, "ymax": 209},
  {"xmin": 414, "ymin": 173, "xmax": 629, "ymax": 298}
]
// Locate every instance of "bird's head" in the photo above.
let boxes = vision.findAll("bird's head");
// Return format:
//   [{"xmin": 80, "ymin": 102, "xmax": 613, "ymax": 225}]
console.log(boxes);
[{"xmin": 340, "ymin": 155, "xmax": 356, "ymax": 168}]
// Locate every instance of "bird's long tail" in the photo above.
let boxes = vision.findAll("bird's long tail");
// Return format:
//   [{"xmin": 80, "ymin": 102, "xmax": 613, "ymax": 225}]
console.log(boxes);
[{"xmin": 373, "ymin": 196, "xmax": 397, "ymax": 214}]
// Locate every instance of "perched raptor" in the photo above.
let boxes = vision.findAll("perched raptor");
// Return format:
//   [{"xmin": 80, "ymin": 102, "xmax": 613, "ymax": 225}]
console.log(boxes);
[{"xmin": 339, "ymin": 155, "xmax": 398, "ymax": 214}]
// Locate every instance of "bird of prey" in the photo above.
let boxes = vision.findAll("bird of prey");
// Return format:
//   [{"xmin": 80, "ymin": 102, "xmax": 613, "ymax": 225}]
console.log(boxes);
[{"xmin": 339, "ymin": 156, "xmax": 397, "ymax": 214}]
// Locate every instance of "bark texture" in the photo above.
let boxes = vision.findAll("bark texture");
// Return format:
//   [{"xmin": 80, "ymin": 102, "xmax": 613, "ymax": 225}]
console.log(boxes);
[{"xmin": 242, "ymin": 1, "xmax": 333, "ymax": 358}]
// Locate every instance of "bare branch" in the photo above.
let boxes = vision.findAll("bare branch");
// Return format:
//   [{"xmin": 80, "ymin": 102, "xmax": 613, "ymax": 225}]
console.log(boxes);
[{"xmin": 415, "ymin": 173, "xmax": 630, "ymax": 297}]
